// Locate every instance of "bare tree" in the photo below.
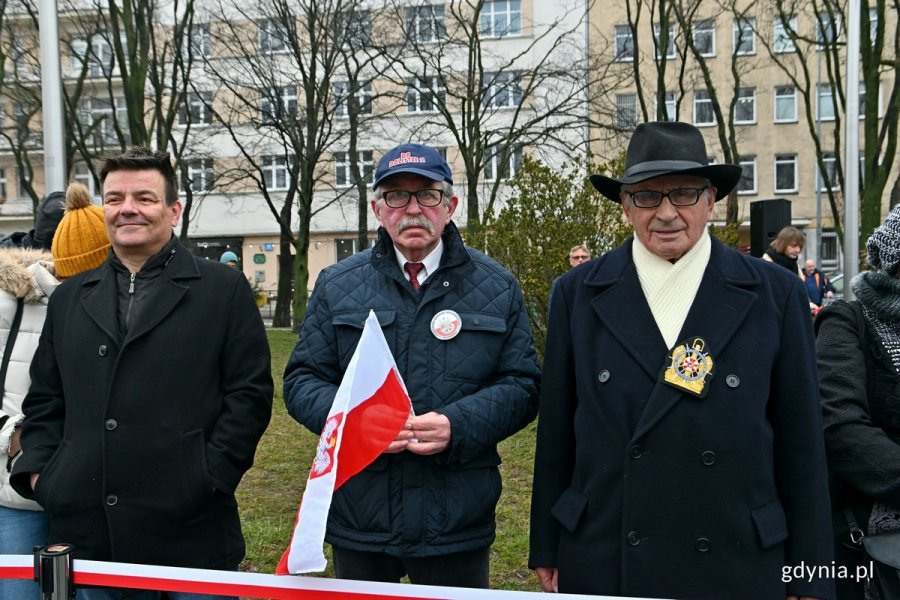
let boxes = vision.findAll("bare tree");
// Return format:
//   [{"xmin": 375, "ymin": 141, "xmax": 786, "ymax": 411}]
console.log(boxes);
[
  {"xmin": 760, "ymin": 0, "xmax": 900, "ymax": 253},
  {"xmin": 383, "ymin": 0, "xmax": 598, "ymax": 238},
  {"xmin": 203, "ymin": 0, "xmax": 372, "ymax": 328}
]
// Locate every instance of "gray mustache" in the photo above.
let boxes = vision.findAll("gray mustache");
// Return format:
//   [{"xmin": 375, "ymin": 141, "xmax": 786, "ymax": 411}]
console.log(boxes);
[{"xmin": 398, "ymin": 217, "xmax": 434, "ymax": 234}]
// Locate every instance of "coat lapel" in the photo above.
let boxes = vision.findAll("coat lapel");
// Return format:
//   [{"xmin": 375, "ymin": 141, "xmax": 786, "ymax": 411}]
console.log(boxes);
[
  {"xmin": 586, "ymin": 241, "xmax": 668, "ymax": 380},
  {"xmin": 632, "ymin": 237, "xmax": 760, "ymax": 440},
  {"xmin": 80, "ymin": 265, "xmax": 121, "ymax": 344}
]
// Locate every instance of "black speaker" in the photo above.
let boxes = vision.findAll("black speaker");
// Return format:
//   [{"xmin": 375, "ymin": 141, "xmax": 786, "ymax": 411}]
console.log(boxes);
[{"xmin": 750, "ymin": 199, "xmax": 791, "ymax": 258}]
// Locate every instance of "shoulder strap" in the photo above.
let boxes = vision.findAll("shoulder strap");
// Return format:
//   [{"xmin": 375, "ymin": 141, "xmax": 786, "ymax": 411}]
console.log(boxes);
[{"xmin": 0, "ymin": 298, "xmax": 25, "ymax": 398}]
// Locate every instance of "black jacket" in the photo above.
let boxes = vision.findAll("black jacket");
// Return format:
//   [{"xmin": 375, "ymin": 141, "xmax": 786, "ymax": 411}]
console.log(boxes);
[
  {"xmin": 12, "ymin": 238, "xmax": 273, "ymax": 569},
  {"xmin": 284, "ymin": 222, "xmax": 539, "ymax": 556}
]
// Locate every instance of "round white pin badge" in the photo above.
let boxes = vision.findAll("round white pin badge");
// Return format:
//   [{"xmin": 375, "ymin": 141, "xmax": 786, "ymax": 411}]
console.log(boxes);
[{"xmin": 431, "ymin": 309, "xmax": 462, "ymax": 340}]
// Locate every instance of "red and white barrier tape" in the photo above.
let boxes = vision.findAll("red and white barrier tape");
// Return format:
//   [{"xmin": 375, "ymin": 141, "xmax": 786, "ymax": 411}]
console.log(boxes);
[{"xmin": 0, "ymin": 555, "xmax": 633, "ymax": 599}]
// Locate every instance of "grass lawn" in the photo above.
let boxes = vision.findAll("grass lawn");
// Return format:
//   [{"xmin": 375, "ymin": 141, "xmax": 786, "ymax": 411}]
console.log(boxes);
[{"xmin": 236, "ymin": 329, "xmax": 541, "ymax": 591}]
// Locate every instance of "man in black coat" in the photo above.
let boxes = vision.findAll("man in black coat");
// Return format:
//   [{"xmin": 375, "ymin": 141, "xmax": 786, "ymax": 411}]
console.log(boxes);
[
  {"xmin": 529, "ymin": 122, "xmax": 834, "ymax": 600},
  {"xmin": 12, "ymin": 147, "xmax": 273, "ymax": 599}
]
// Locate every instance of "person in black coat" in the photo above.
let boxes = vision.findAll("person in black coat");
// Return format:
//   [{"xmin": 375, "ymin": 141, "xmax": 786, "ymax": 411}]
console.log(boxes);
[
  {"xmin": 11, "ymin": 148, "xmax": 273, "ymax": 599},
  {"xmin": 817, "ymin": 205, "xmax": 900, "ymax": 600},
  {"xmin": 530, "ymin": 122, "xmax": 834, "ymax": 600}
]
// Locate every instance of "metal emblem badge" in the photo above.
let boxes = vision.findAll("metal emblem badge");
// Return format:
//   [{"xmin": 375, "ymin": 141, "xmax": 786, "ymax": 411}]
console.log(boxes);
[
  {"xmin": 431, "ymin": 309, "xmax": 462, "ymax": 341},
  {"xmin": 660, "ymin": 336, "xmax": 715, "ymax": 398}
]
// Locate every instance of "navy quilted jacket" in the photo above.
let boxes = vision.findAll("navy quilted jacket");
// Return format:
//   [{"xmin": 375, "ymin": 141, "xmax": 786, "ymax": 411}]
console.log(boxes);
[{"xmin": 284, "ymin": 222, "xmax": 540, "ymax": 555}]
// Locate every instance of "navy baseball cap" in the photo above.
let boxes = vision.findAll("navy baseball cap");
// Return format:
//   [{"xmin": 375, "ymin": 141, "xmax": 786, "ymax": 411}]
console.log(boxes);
[{"xmin": 373, "ymin": 143, "xmax": 453, "ymax": 190}]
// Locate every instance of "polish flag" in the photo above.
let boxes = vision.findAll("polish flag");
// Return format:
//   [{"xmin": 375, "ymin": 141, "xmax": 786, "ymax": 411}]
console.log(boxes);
[{"xmin": 276, "ymin": 310, "xmax": 412, "ymax": 574}]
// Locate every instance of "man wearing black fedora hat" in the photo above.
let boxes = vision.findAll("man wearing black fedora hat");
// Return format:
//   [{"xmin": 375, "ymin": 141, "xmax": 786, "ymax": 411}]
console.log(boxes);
[{"xmin": 529, "ymin": 122, "xmax": 833, "ymax": 599}]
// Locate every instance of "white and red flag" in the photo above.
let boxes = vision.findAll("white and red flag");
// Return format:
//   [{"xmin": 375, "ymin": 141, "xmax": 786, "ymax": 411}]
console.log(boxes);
[{"xmin": 276, "ymin": 310, "xmax": 412, "ymax": 575}]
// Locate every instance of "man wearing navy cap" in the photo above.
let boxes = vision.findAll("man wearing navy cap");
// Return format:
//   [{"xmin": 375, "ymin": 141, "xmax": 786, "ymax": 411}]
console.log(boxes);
[
  {"xmin": 284, "ymin": 143, "xmax": 539, "ymax": 587},
  {"xmin": 529, "ymin": 122, "xmax": 834, "ymax": 599}
]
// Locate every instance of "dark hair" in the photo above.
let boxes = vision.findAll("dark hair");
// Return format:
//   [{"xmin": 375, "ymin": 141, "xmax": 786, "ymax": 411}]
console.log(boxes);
[{"xmin": 99, "ymin": 146, "xmax": 179, "ymax": 205}]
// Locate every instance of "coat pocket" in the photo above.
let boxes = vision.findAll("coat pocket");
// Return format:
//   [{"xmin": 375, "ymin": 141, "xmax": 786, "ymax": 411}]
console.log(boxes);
[
  {"xmin": 332, "ymin": 310, "xmax": 397, "ymax": 370},
  {"xmin": 443, "ymin": 312, "xmax": 507, "ymax": 383},
  {"xmin": 750, "ymin": 498, "xmax": 789, "ymax": 549},
  {"xmin": 551, "ymin": 487, "xmax": 589, "ymax": 533}
]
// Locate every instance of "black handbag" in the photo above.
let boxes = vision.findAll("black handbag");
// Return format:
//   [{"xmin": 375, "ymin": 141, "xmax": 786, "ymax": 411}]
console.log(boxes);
[{"xmin": 846, "ymin": 507, "xmax": 900, "ymax": 599}]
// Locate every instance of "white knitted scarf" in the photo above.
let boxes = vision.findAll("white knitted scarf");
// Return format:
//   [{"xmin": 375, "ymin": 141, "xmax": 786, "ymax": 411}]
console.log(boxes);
[{"xmin": 632, "ymin": 232, "xmax": 712, "ymax": 349}]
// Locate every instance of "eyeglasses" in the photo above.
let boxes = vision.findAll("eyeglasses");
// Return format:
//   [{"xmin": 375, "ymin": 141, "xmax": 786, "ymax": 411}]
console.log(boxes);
[
  {"xmin": 381, "ymin": 189, "xmax": 445, "ymax": 208},
  {"xmin": 570, "ymin": 254, "xmax": 590, "ymax": 261},
  {"xmin": 624, "ymin": 187, "xmax": 708, "ymax": 209}
]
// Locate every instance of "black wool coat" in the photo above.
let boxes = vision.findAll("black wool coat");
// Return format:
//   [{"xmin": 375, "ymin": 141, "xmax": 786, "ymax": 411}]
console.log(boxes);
[
  {"xmin": 530, "ymin": 235, "xmax": 834, "ymax": 600},
  {"xmin": 11, "ymin": 239, "xmax": 273, "ymax": 569}
]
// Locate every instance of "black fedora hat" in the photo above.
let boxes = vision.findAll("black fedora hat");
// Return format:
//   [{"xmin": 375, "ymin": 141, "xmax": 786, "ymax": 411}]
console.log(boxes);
[{"xmin": 590, "ymin": 121, "xmax": 743, "ymax": 203}]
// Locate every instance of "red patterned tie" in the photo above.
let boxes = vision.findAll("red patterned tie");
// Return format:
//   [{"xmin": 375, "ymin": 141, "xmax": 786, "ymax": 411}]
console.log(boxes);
[{"xmin": 404, "ymin": 262, "xmax": 424, "ymax": 291}]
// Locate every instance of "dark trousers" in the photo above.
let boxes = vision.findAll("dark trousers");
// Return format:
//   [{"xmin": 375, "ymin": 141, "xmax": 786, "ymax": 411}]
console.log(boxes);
[{"xmin": 331, "ymin": 545, "xmax": 490, "ymax": 588}]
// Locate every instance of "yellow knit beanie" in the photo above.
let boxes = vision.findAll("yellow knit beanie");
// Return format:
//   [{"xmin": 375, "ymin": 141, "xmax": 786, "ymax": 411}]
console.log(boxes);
[{"xmin": 52, "ymin": 182, "xmax": 111, "ymax": 278}]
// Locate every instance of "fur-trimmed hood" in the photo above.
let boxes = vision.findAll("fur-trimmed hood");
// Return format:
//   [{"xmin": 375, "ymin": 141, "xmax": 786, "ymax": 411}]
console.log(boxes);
[{"xmin": 0, "ymin": 247, "xmax": 59, "ymax": 302}]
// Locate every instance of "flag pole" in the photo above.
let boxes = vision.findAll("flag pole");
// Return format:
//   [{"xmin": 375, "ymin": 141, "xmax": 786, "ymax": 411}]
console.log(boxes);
[{"xmin": 842, "ymin": 0, "xmax": 861, "ymax": 299}]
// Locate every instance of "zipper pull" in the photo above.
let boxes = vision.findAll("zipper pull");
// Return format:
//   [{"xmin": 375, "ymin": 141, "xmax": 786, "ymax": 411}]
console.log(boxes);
[{"xmin": 129, "ymin": 273, "xmax": 136, "ymax": 295}]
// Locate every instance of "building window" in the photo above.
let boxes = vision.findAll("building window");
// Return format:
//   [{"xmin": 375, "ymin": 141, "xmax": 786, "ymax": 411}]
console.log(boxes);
[
  {"xmin": 184, "ymin": 23, "xmax": 211, "ymax": 58},
  {"xmin": 406, "ymin": 5, "xmax": 445, "ymax": 43},
  {"xmin": 334, "ymin": 151, "xmax": 374, "ymax": 187},
  {"xmin": 78, "ymin": 96, "xmax": 129, "ymax": 146},
  {"xmin": 262, "ymin": 155, "xmax": 290, "ymax": 191},
  {"xmin": 774, "ymin": 155, "xmax": 797, "ymax": 193},
  {"xmin": 12, "ymin": 34, "xmax": 27, "ymax": 72},
  {"xmin": 338, "ymin": 9, "xmax": 372, "ymax": 46},
  {"xmin": 859, "ymin": 83, "xmax": 873, "ymax": 119},
  {"xmin": 261, "ymin": 85, "xmax": 298, "ymax": 123},
  {"xmin": 774, "ymin": 85, "xmax": 797, "ymax": 122},
  {"xmin": 186, "ymin": 158, "xmax": 214, "ymax": 193},
  {"xmin": 71, "ymin": 35, "xmax": 114, "ymax": 78},
  {"xmin": 616, "ymin": 93, "xmax": 638, "ymax": 129},
  {"xmin": 816, "ymin": 12, "xmax": 841, "ymax": 50},
  {"xmin": 483, "ymin": 72, "xmax": 523, "ymax": 108},
  {"xmin": 734, "ymin": 87, "xmax": 756, "ymax": 124},
  {"xmin": 693, "ymin": 90, "xmax": 715, "ymax": 126},
  {"xmin": 73, "ymin": 164, "xmax": 95, "ymax": 196},
  {"xmin": 737, "ymin": 156, "xmax": 757, "ymax": 194},
  {"xmin": 406, "ymin": 76, "xmax": 446, "ymax": 113},
  {"xmin": 820, "ymin": 229, "xmax": 840, "ymax": 271},
  {"xmin": 693, "ymin": 20, "xmax": 716, "ymax": 56},
  {"xmin": 653, "ymin": 23, "xmax": 676, "ymax": 59},
  {"xmin": 258, "ymin": 19, "xmax": 287, "ymax": 53},
  {"xmin": 334, "ymin": 82, "xmax": 373, "ymax": 117},
  {"xmin": 614, "ymin": 25, "xmax": 634, "ymax": 61},
  {"xmin": 14, "ymin": 103, "xmax": 30, "ymax": 138},
  {"xmin": 335, "ymin": 238, "xmax": 357, "ymax": 261},
  {"xmin": 733, "ymin": 18, "xmax": 755, "ymax": 55},
  {"xmin": 868, "ymin": 8, "xmax": 878, "ymax": 45},
  {"xmin": 485, "ymin": 145, "xmax": 523, "ymax": 181},
  {"xmin": 654, "ymin": 91, "xmax": 677, "ymax": 121},
  {"xmin": 773, "ymin": 15, "xmax": 797, "ymax": 53},
  {"xmin": 481, "ymin": 0, "xmax": 521, "ymax": 38},
  {"xmin": 0, "ymin": 168, "xmax": 7, "ymax": 201},
  {"xmin": 818, "ymin": 153, "xmax": 838, "ymax": 191},
  {"xmin": 179, "ymin": 91, "xmax": 213, "ymax": 126},
  {"xmin": 817, "ymin": 84, "xmax": 836, "ymax": 121}
]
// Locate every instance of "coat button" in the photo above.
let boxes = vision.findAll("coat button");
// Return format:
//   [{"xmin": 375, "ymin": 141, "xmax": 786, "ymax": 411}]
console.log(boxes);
[
  {"xmin": 701, "ymin": 450, "xmax": 716, "ymax": 466},
  {"xmin": 473, "ymin": 319, "xmax": 481, "ymax": 326},
  {"xmin": 105, "ymin": 419, "xmax": 117, "ymax": 431},
  {"xmin": 630, "ymin": 445, "xmax": 642, "ymax": 459},
  {"xmin": 442, "ymin": 281, "xmax": 449, "ymax": 287},
  {"xmin": 725, "ymin": 374, "xmax": 740, "ymax": 388},
  {"xmin": 627, "ymin": 531, "xmax": 641, "ymax": 546},
  {"xmin": 98, "ymin": 345, "xmax": 108, "ymax": 356},
  {"xmin": 598, "ymin": 370, "xmax": 611, "ymax": 383},
  {"xmin": 696, "ymin": 537, "xmax": 711, "ymax": 552},
  {"xmin": 106, "ymin": 494, "xmax": 118, "ymax": 506}
]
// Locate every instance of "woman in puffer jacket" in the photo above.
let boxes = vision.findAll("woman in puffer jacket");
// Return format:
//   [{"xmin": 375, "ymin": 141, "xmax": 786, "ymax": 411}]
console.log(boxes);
[
  {"xmin": 0, "ymin": 183, "xmax": 110, "ymax": 599},
  {"xmin": 0, "ymin": 247, "xmax": 59, "ymax": 598}
]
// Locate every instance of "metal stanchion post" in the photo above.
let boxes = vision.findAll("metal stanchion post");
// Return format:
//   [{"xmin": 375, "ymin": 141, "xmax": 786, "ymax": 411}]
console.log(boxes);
[{"xmin": 34, "ymin": 544, "xmax": 76, "ymax": 600}]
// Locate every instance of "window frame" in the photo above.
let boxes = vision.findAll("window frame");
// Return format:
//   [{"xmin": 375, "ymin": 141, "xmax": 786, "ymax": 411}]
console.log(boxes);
[
  {"xmin": 774, "ymin": 85, "xmax": 797, "ymax": 123},
  {"xmin": 614, "ymin": 25, "xmax": 635, "ymax": 62},
  {"xmin": 774, "ymin": 154, "xmax": 798, "ymax": 193},
  {"xmin": 733, "ymin": 18, "xmax": 756, "ymax": 55},
  {"xmin": 485, "ymin": 145, "xmax": 523, "ymax": 182},
  {"xmin": 185, "ymin": 158, "xmax": 215, "ymax": 193},
  {"xmin": 483, "ymin": 71, "xmax": 523, "ymax": 109},
  {"xmin": 480, "ymin": 0, "xmax": 522, "ymax": 39},
  {"xmin": 817, "ymin": 83, "xmax": 836, "ymax": 122},
  {"xmin": 258, "ymin": 18, "xmax": 288, "ymax": 54},
  {"xmin": 406, "ymin": 76, "xmax": 446, "ymax": 113},
  {"xmin": 334, "ymin": 150, "xmax": 375, "ymax": 188},
  {"xmin": 693, "ymin": 19, "xmax": 716, "ymax": 57},
  {"xmin": 693, "ymin": 89, "xmax": 715, "ymax": 126},
  {"xmin": 615, "ymin": 93, "xmax": 638, "ymax": 129},
  {"xmin": 406, "ymin": 5, "xmax": 446, "ymax": 43},
  {"xmin": 262, "ymin": 155, "xmax": 290, "ymax": 191},
  {"xmin": 179, "ymin": 91, "xmax": 213, "ymax": 127},
  {"xmin": 653, "ymin": 22, "xmax": 676, "ymax": 60},
  {"xmin": 734, "ymin": 87, "xmax": 757, "ymax": 125},
  {"xmin": 736, "ymin": 156, "xmax": 757, "ymax": 195},
  {"xmin": 773, "ymin": 15, "xmax": 797, "ymax": 54},
  {"xmin": 334, "ymin": 81, "xmax": 374, "ymax": 117}
]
